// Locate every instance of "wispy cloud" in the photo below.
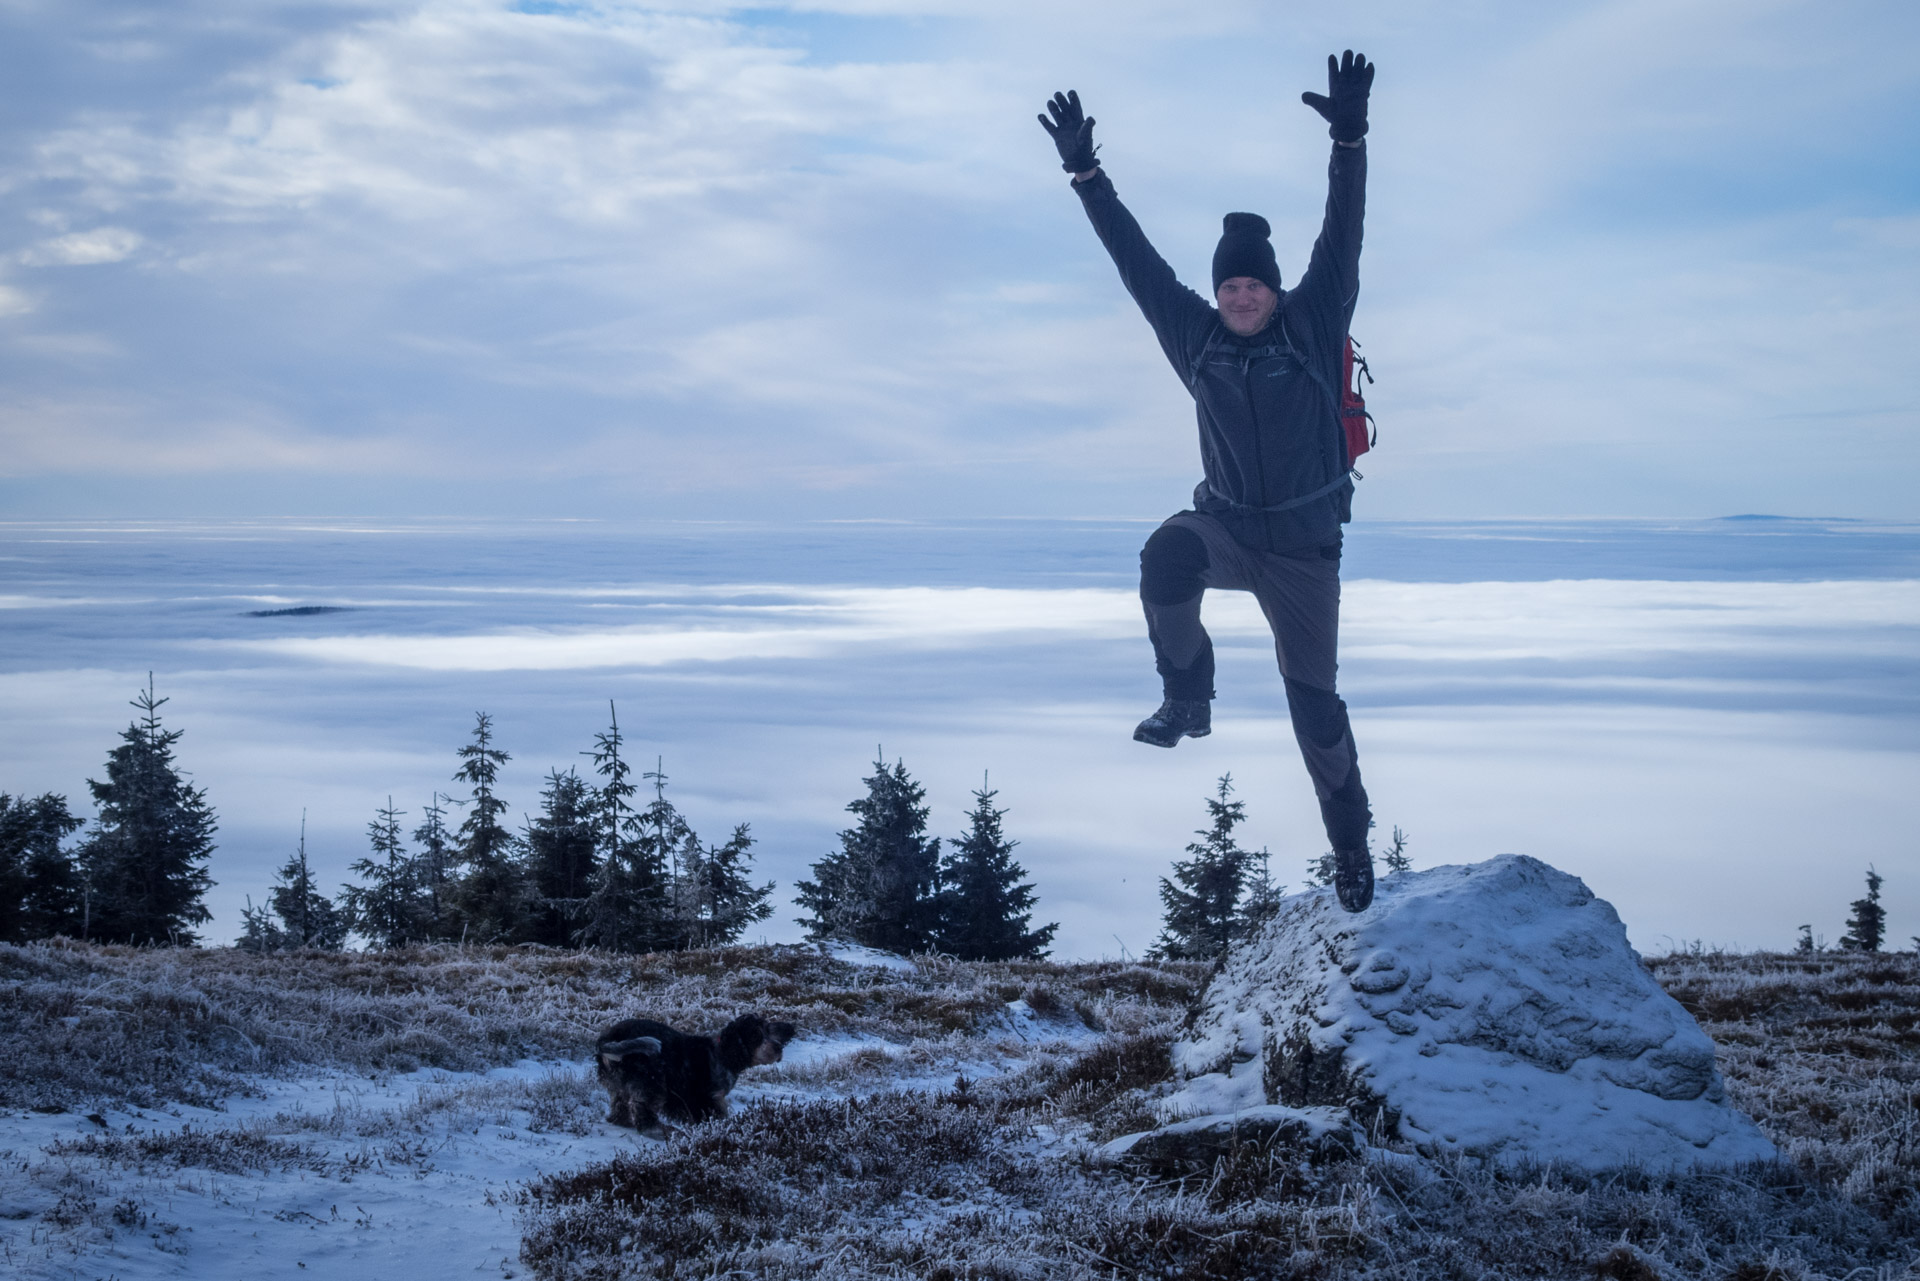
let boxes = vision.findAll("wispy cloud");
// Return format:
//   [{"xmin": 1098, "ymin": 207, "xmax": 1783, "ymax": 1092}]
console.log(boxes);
[
  {"xmin": 203, "ymin": 576, "xmax": 1920, "ymax": 673},
  {"xmin": 0, "ymin": 1, "xmax": 1915, "ymax": 519}
]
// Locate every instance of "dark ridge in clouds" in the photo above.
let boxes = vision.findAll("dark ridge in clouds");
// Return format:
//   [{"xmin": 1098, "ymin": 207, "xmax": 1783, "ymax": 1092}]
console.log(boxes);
[{"xmin": 0, "ymin": 1, "xmax": 1915, "ymax": 524}]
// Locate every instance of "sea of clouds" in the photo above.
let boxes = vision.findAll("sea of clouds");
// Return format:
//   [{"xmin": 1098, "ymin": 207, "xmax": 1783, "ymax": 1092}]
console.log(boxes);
[{"xmin": 3, "ymin": 516, "xmax": 1915, "ymax": 959}]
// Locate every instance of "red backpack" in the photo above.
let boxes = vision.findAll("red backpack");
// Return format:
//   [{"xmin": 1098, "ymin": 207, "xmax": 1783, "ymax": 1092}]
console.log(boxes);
[{"xmin": 1341, "ymin": 337, "xmax": 1375, "ymax": 467}]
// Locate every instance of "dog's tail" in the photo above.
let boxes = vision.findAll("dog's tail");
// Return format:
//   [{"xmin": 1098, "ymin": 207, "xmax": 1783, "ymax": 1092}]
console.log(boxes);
[{"xmin": 598, "ymin": 1036, "xmax": 662, "ymax": 1068}]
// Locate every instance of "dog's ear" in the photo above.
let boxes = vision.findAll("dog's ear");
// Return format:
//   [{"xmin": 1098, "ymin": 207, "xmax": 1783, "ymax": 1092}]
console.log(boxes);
[{"xmin": 598, "ymin": 1035, "xmax": 662, "ymax": 1068}]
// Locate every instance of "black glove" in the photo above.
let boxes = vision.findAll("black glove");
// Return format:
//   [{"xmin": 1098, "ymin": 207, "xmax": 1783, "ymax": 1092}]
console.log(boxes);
[
  {"xmin": 1301, "ymin": 50, "xmax": 1374, "ymax": 142},
  {"xmin": 1038, "ymin": 90, "xmax": 1099, "ymax": 174}
]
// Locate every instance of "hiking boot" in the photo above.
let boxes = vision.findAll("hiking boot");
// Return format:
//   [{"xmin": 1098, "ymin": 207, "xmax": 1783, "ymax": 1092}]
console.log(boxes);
[
  {"xmin": 1133, "ymin": 698, "xmax": 1211, "ymax": 748},
  {"xmin": 1333, "ymin": 846, "xmax": 1374, "ymax": 912}
]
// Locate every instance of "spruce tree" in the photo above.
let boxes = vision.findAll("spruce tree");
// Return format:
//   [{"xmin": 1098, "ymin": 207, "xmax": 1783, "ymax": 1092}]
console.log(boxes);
[
  {"xmin": 343, "ymin": 798, "xmax": 421, "ymax": 949},
  {"xmin": 796, "ymin": 754, "xmax": 941, "ymax": 954},
  {"xmin": 448, "ymin": 712, "xmax": 528, "ymax": 943},
  {"xmin": 412, "ymin": 793, "xmax": 459, "ymax": 941},
  {"xmin": 1840, "ymin": 866, "xmax": 1886, "ymax": 953},
  {"xmin": 235, "ymin": 895, "xmax": 286, "ymax": 952},
  {"xmin": 1304, "ymin": 850, "xmax": 1335, "ymax": 888},
  {"xmin": 1152, "ymin": 774, "xmax": 1252, "ymax": 962},
  {"xmin": 935, "ymin": 782, "xmax": 1055, "ymax": 961},
  {"xmin": 637, "ymin": 758, "xmax": 697, "ymax": 945},
  {"xmin": 524, "ymin": 768, "xmax": 599, "ymax": 948},
  {"xmin": 264, "ymin": 814, "xmax": 348, "ymax": 949},
  {"xmin": 577, "ymin": 704, "xmax": 673, "ymax": 953},
  {"xmin": 78, "ymin": 678, "xmax": 217, "ymax": 945},
  {"xmin": 0, "ymin": 792, "xmax": 85, "ymax": 942},
  {"xmin": 1235, "ymin": 846, "xmax": 1284, "ymax": 936},
  {"xmin": 675, "ymin": 824, "xmax": 776, "ymax": 948}
]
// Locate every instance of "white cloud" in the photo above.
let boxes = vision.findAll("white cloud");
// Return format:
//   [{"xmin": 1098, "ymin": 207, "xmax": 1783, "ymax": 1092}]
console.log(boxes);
[{"xmin": 19, "ymin": 226, "xmax": 144, "ymax": 265}]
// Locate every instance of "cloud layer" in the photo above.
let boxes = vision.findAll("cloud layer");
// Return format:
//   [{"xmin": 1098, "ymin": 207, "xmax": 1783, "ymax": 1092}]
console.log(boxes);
[{"xmin": 2, "ymin": 0, "xmax": 1915, "ymax": 519}]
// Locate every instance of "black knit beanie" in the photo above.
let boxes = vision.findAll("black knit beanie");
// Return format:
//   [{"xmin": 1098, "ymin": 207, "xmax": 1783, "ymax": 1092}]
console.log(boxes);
[{"xmin": 1211, "ymin": 212, "xmax": 1281, "ymax": 293}]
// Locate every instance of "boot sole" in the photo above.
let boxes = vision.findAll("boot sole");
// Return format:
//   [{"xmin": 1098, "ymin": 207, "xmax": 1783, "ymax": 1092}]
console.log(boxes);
[{"xmin": 1133, "ymin": 725, "xmax": 1211, "ymax": 749}]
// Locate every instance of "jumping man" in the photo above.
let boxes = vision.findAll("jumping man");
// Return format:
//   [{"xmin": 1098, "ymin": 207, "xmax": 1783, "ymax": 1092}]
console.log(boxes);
[{"xmin": 1039, "ymin": 51, "xmax": 1377, "ymax": 912}]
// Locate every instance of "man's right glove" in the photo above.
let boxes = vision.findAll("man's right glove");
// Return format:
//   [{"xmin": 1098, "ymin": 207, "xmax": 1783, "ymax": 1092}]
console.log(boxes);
[
  {"xmin": 1038, "ymin": 90, "xmax": 1098, "ymax": 174},
  {"xmin": 1301, "ymin": 50, "xmax": 1374, "ymax": 143}
]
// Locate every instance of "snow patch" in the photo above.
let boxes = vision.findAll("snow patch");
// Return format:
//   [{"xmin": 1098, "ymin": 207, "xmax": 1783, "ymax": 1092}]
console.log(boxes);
[
  {"xmin": 978, "ymin": 998, "xmax": 1100, "ymax": 1046},
  {"xmin": 823, "ymin": 942, "xmax": 917, "ymax": 973}
]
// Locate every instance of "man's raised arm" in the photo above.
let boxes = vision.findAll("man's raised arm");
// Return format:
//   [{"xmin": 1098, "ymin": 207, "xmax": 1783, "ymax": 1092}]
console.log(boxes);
[
  {"xmin": 1291, "ymin": 51, "xmax": 1374, "ymax": 352},
  {"xmin": 1039, "ymin": 90, "xmax": 1214, "ymax": 378}
]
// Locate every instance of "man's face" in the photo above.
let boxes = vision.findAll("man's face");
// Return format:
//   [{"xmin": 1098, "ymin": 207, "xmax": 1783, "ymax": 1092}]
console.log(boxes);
[{"xmin": 1215, "ymin": 277, "xmax": 1277, "ymax": 336}]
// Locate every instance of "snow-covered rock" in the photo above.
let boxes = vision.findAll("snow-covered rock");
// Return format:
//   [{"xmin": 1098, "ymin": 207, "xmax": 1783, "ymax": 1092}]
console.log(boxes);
[{"xmin": 1164, "ymin": 855, "xmax": 1778, "ymax": 1170}]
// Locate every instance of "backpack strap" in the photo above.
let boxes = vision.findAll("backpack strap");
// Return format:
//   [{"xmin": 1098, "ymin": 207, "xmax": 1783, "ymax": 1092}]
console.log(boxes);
[{"xmin": 1199, "ymin": 470, "xmax": 1353, "ymax": 514}]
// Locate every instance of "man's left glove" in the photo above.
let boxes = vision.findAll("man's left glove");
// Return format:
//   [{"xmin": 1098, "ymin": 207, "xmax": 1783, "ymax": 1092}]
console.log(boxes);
[
  {"xmin": 1038, "ymin": 89, "xmax": 1099, "ymax": 174},
  {"xmin": 1301, "ymin": 50, "xmax": 1374, "ymax": 143}
]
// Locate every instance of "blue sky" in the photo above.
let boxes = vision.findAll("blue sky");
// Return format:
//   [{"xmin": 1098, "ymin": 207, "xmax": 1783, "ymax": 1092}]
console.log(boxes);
[{"xmin": 1, "ymin": 0, "xmax": 1916, "ymax": 521}]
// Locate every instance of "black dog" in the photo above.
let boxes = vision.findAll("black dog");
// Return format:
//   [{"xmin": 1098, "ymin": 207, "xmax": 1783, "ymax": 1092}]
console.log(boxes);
[{"xmin": 595, "ymin": 1013, "xmax": 796, "ymax": 1138}]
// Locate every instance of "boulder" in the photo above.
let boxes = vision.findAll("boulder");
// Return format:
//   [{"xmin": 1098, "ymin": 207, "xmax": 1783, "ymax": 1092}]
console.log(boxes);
[{"xmin": 1161, "ymin": 855, "xmax": 1777, "ymax": 1170}]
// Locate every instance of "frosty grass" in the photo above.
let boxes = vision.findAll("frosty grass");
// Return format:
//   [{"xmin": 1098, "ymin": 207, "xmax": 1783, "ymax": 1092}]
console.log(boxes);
[{"xmin": 1, "ymin": 939, "xmax": 1915, "ymax": 1280}]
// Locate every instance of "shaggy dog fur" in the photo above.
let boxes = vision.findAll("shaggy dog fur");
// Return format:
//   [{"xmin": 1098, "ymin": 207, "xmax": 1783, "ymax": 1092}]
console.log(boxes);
[{"xmin": 595, "ymin": 1013, "xmax": 797, "ymax": 1138}]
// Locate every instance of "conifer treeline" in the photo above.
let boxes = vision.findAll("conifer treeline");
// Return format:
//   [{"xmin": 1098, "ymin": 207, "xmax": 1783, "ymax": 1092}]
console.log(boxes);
[
  {"xmin": 2, "ymin": 683, "xmax": 1057, "ymax": 962},
  {"xmin": 240, "ymin": 705, "xmax": 779, "ymax": 954}
]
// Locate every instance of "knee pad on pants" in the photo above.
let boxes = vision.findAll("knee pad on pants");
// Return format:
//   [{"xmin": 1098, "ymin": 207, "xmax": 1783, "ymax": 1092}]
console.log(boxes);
[
  {"xmin": 1284, "ymin": 676, "xmax": 1349, "ymax": 749},
  {"xmin": 1140, "ymin": 525, "xmax": 1209, "ymax": 606}
]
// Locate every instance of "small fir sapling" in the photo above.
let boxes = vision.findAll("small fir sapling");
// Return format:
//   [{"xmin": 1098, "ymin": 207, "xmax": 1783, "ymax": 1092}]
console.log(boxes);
[
  {"xmin": 1305, "ymin": 849, "xmax": 1336, "ymax": 888},
  {"xmin": 1840, "ymin": 866, "xmax": 1886, "ymax": 953},
  {"xmin": 239, "ymin": 815, "xmax": 346, "ymax": 951},
  {"xmin": 234, "ymin": 894, "xmax": 283, "ymax": 951},
  {"xmin": 1308, "ymin": 823, "xmax": 1406, "ymax": 886},
  {"xmin": 1235, "ymin": 846, "xmax": 1284, "ymax": 935},
  {"xmin": 1152, "ymin": 774, "xmax": 1252, "ymax": 962},
  {"xmin": 0, "ymin": 792, "xmax": 85, "ymax": 942},
  {"xmin": 577, "ymin": 703, "xmax": 674, "ymax": 953},
  {"xmin": 796, "ymin": 752, "xmax": 942, "ymax": 954},
  {"xmin": 934, "ymin": 780, "xmax": 1056, "ymax": 961},
  {"xmin": 1381, "ymin": 825, "xmax": 1412, "ymax": 874},
  {"xmin": 76, "ymin": 676, "xmax": 217, "ymax": 945},
  {"xmin": 342, "ymin": 798, "xmax": 421, "ymax": 949},
  {"xmin": 261, "ymin": 813, "xmax": 348, "ymax": 949}
]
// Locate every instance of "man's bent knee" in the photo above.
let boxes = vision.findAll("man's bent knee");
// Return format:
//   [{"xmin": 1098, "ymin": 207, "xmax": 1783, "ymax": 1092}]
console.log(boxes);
[
  {"xmin": 1284, "ymin": 676, "xmax": 1349, "ymax": 749},
  {"xmin": 1140, "ymin": 524, "xmax": 1209, "ymax": 606}
]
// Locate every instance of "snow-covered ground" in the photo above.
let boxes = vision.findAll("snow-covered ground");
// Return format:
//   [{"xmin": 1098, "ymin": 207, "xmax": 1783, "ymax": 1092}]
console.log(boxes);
[{"xmin": 0, "ymin": 1004, "xmax": 1101, "ymax": 1281}]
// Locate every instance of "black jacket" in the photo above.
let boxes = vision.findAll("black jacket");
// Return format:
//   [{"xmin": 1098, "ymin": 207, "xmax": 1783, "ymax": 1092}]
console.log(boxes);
[{"xmin": 1074, "ymin": 142, "xmax": 1366, "ymax": 553}]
